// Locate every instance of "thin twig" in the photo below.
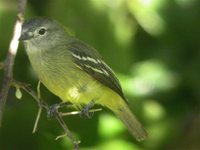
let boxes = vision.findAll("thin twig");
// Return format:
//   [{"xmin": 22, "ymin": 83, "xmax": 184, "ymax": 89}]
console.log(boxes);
[
  {"xmin": 55, "ymin": 134, "xmax": 66, "ymax": 140},
  {"xmin": 61, "ymin": 108, "xmax": 102, "ymax": 116},
  {"xmin": 12, "ymin": 80, "xmax": 48, "ymax": 109},
  {"xmin": 37, "ymin": 81, "xmax": 41, "ymax": 99},
  {"xmin": 32, "ymin": 81, "xmax": 42, "ymax": 133},
  {"xmin": 32, "ymin": 107, "xmax": 42, "ymax": 133},
  {"xmin": 12, "ymin": 80, "xmax": 48, "ymax": 133},
  {"xmin": 0, "ymin": 0, "xmax": 27, "ymax": 127}
]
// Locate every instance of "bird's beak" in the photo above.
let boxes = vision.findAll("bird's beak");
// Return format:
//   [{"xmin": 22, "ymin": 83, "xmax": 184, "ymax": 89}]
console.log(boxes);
[{"xmin": 19, "ymin": 31, "xmax": 34, "ymax": 41}]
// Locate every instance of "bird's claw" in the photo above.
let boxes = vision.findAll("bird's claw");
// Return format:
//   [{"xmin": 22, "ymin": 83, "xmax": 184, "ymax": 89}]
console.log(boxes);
[
  {"xmin": 47, "ymin": 104, "xmax": 60, "ymax": 118},
  {"xmin": 80, "ymin": 108, "xmax": 94, "ymax": 119}
]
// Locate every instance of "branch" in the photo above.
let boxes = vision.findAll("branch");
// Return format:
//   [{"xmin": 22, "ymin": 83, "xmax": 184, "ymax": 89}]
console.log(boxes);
[
  {"xmin": 11, "ymin": 80, "xmax": 102, "ymax": 150},
  {"xmin": 0, "ymin": 0, "xmax": 27, "ymax": 127},
  {"xmin": 55, "ymin": 113, "xmax": 80, "ymax": 150}
]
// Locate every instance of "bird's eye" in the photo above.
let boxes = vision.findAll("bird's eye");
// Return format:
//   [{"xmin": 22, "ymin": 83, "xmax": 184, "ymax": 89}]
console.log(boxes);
[{"xmin": 38, "ymin": 28, "xmax": 46, "ymax": 35}]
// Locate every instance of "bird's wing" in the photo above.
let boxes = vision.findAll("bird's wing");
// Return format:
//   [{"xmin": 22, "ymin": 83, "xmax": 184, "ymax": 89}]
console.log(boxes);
[{"xmin": 67, "ymin": 38, "xmax": 126, "ymax": 100}]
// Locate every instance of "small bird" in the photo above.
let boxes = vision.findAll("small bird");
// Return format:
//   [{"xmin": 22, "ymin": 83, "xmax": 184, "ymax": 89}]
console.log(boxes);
[{"xmin": 20, "ymin": 17, "xmax": 147, "ymax": 141}]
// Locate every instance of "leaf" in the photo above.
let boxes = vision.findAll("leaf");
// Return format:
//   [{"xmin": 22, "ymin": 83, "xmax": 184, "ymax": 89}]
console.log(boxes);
[{"xmin": 15, "ymin": 88, "xmax": 22, "ymax": 99}]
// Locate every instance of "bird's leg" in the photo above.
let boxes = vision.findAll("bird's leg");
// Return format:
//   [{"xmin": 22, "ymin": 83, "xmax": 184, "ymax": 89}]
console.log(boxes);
[
  {"xmin": 81, "ymin": 99, "xmax": 95, "ymax": 119},
  {"xmin": 48, "ymin": 102, "xmax": 72, "ymax": 118}
]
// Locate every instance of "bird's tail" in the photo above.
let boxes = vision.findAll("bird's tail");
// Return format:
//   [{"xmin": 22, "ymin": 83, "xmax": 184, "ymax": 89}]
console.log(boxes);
[{"xmin": 111, "ymin": 100, "xmax": 148, "ymax": 141}]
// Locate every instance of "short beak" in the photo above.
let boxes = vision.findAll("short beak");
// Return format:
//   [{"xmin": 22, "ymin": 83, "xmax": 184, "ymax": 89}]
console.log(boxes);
[{"xmin": 19, "ymin": 31, "xmax": 33, "ymax": 41}]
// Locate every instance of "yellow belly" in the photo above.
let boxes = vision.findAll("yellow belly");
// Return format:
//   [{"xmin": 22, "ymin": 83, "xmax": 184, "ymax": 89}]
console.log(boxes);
[
  {"xmin": 37, "ymin": 65, "xmax": 102, "ymax": 104},
  {"xmin": 29, "ymin": 54, "xmax": 122, "ymax": 110},
  {"xmin": 37, "ymin": 66, "xmax": 121, "ymax": 110}
]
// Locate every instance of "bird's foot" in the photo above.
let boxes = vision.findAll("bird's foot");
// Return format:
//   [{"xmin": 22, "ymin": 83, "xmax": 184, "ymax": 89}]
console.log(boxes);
[
  {"xmin": 47, "ymin": 102, "xmax": 71, "ymax": 118},
  {"xmin": 80, "ymin": 100, "xmax": 95, "ymax": 119}
]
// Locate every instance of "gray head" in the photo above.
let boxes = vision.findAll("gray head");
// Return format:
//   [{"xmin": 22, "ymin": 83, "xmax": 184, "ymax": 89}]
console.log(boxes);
[{"xmin": 20, "ymin": 17, "xmax": 69, "ymax": 52}]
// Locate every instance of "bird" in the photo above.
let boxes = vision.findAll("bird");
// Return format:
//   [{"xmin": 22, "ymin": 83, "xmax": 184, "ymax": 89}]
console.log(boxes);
[{"xmin": 20, "ymin": 17, "xmax": 147, "ymax": 141}]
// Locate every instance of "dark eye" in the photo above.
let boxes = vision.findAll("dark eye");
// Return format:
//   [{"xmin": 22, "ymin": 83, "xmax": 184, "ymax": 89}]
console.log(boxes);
[{"xmin": 38, "ymin": 28, "xmax": 46, "ymax": 35}]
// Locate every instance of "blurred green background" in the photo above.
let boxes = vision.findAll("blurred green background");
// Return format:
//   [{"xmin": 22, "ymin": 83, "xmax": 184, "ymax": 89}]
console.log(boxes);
[{"xmin": 1, "ymin": 0, "xmax": 200, "ymax": 149}]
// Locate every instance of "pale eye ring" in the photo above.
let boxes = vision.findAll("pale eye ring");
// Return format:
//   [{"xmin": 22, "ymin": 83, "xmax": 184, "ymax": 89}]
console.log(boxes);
[{"xmin": 38, "ymin": 28, "xmax": 46, "ymax": 35}]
